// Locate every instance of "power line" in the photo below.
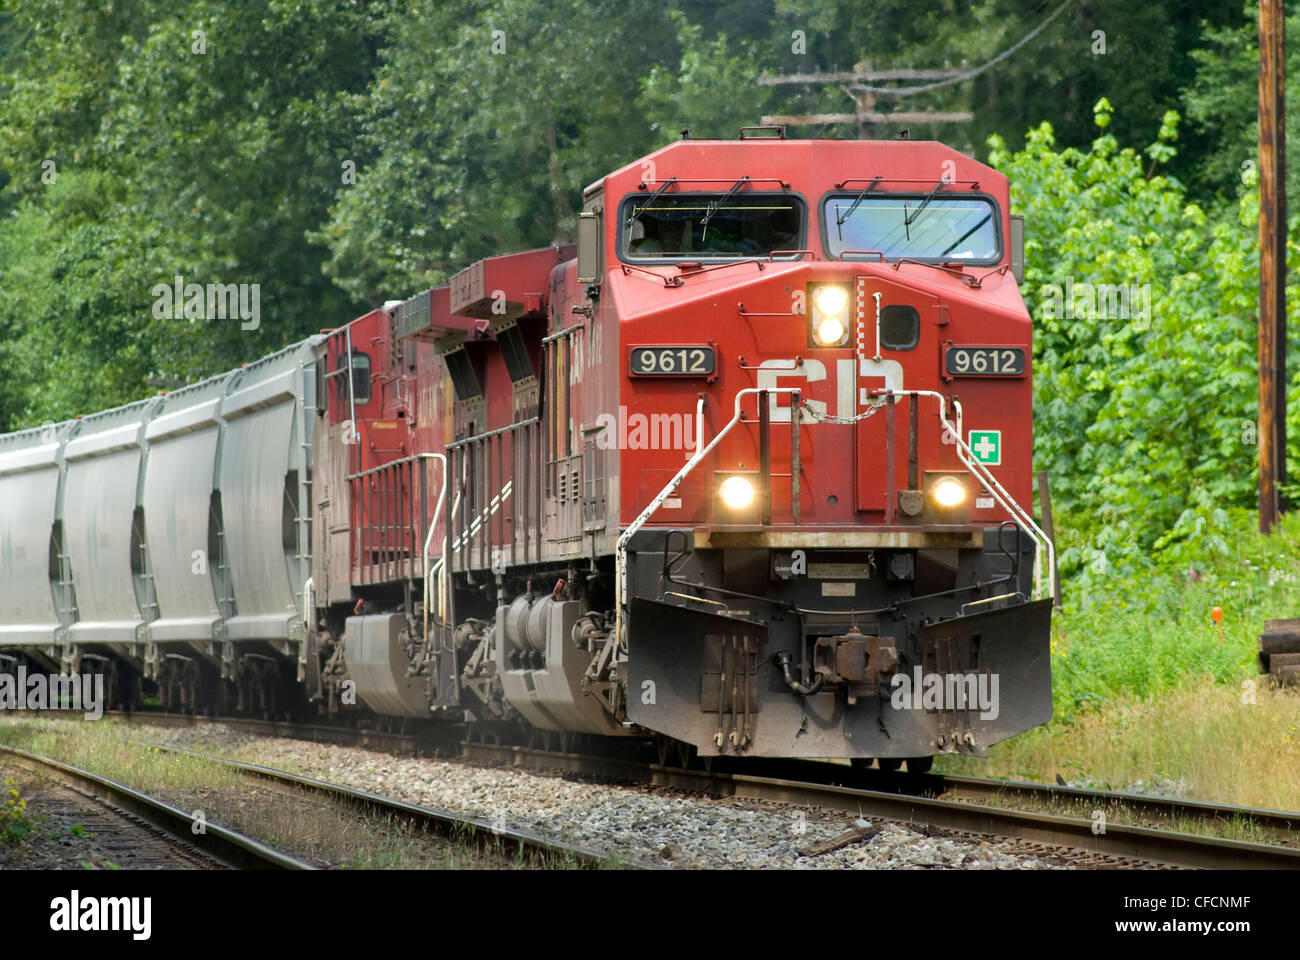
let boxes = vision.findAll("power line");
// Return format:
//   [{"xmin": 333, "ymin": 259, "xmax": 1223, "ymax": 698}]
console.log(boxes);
[{"xmin": 846, "ymin": 0, "xmax": 1076, "ymax": 98}]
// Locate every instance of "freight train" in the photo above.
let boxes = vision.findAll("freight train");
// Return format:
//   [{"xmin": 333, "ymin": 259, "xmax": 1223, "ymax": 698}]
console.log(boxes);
[{"xmin": 0, "ymin": 129, "xmax": 1055, "ymax": 772}]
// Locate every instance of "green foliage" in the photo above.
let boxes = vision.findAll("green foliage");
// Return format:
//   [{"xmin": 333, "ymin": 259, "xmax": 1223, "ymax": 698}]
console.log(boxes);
[
  {"xmin": 1048, "ymin": 506, "xmax": 1300, "ymax": 720},
  {"xmin": 314, "ymin": 0, "xmax": 685, "ymax": 304},
  {"xmin": 637, "ymin": 10, "xmax": 761, "ymax": 143},
  {"xmin": 1185, "ymin": 2, "xmax": 1300, "ymax": 203},
  {"xmin": 0, "ymin": 0, "xmax": 378, "ymax": 426},
  {"xmin": 0, "ymin": 170, "xmax": 158, "ymax": 424},
  {"xmin": 966, "ymin": 0, "xmax": 1245, "ymax": 185},
  {"xmin": 0, "ymin": 0, "xmax": 1291, "ymax": 610},
  {"xmin": 0, "ymin": 1, "xmax": 1268, "ymax": 421},
  {"xmin": 987, "ymin": 100, "xmax": 1296, "ymax": 576}
]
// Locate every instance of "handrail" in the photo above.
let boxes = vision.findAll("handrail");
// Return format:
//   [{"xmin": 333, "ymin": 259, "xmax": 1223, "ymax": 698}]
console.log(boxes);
[
  {"xmin": 330, "ymin": 452, "xmax": 447, "ymax": 636},
  {"xmin": 738, "ymin": 302, "xmax": 804, "ymax": 318},
  {"xmin": 619, "ymin": 262, "xmax": 685, "ymax": 287},
  {"xmin": 345, "ymin": 325, "xmax": 357, "ymax": 475},
  {"xmin": 451, "ymin": 479, "xmax": 513, "ymax": 550},
  {"xmin": 614, "ymin": 389, "xmax": 801, "ymax": 651},
  {"xmin": 541, "ymin": 324, "xmax": 586, "ymax": 344},
  {"xmin": 834, "ymin": 176, "xmax": 981, "ymax": 189},
  {"xmin": 639, "ymin": 176, "xmax": 792, "ymax": 189},
  {"xmin": 446, "ymin": 417, "xmax": 540, "ymax": 450},
  {"xmin": 863, "ymin": 389, "xmax": 1055, "ymax": 601},
  {"xmin": 623, "ymin": 250, "xmax": 808, "ymax": 289},
  {"xmin": 419, "ymin": 452, "xmax": 448, "ymax": 663},
  {"xmin": 891, "ymin": 257, "xmax": 983, "ymax": 287},
  {"xmin": 675, "ymin": 259, "xmax": 767, "ymax": 278},
  {"xmin": 950, "ymin": 399, "xmax": 1054, "ymax": 602}
]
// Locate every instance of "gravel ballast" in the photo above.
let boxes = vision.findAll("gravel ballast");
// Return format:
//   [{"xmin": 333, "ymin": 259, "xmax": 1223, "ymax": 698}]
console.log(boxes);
[{"xmin": 126, "ymin": 721, "xmax": 1069, "ymax": 870}]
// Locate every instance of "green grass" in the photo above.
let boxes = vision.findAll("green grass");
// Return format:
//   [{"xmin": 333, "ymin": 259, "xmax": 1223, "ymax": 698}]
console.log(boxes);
[
  {"xmin": 1044, "ymin": 505, "xmax": 1300, "ymax": 720},
  {"xmin": 937, "ymin": 677, "xmax": 1300, "ymax": 812},
  {"xmin": 936, "ymin": 506, "xmax": 1300, "ymax": 813}
]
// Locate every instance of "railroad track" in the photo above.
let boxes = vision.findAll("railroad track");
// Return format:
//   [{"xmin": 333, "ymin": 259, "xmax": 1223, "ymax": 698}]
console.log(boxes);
[
  {"xmin": 103, "ymin": 710, "xmax": 1300, "ymax": 869},
  {"xmin": 133, "ymin": 741, "xmax": 638, "ymax": 869},
  {"xmin": 0, "ymin": 745, "xmax": 311, "ymax": 870},
  {"xmin": 873, "ymin": 768, "xmax": 1300, "ymax": 845}
]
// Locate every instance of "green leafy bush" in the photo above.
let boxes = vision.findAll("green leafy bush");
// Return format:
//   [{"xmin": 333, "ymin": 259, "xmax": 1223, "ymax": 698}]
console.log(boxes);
[
  {"xmin": 990, "ymin": 99, "xmax": 1300, "ymax": 589},
  {"xmin": 1048, "ymin": 505, "xmax": 1300, "ymax": 718}
]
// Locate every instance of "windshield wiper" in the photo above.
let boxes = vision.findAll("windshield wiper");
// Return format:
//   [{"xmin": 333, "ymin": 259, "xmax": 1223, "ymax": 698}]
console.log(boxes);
[
  {"xmin": 904, "ymin": 182, "xmax": 947, "ymax": 232},
  {"xmin": 939, "ymin": 213, "xmax": 992, "ymax": 258},
  {"xmin": 625, "ymin": 177, "xmax": 677, "ymax": 236},
  {"xmin": 835, "ymin": 176, "xmax": 882, "ymax": 240},
  {"xmin": 699, "ymin": 177, "xmax": 750, "ymax": 241}
]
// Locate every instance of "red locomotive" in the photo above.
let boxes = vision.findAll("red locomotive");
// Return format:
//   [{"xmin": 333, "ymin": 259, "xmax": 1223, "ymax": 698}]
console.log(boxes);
[
  {"xmin": 310, "ymin": 129, "xmax": 1054, "ymax": 770},
  {"xmin": 0, "ymin": 129, "xmax": 1054, "ymax": 773}
]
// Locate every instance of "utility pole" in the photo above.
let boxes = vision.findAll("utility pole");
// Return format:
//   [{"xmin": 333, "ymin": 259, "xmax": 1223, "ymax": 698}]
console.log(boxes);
[
  {"xmin": 1259, "ymin": 0, "xmax": 1287, "ymax": 533},
  {"xmin": 758, "ymin": 61, "xmax": 973, "ymax": 139}
]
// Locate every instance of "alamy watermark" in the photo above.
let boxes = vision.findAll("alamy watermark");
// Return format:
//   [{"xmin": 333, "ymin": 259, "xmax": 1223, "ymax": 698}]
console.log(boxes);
[
  {"xmin": 592, "ymin": 406, "xmax": 699, "ymax": 452},
  {"xmin": 889, "ymin": 666, "xmax": 1000, "ymax": 720},
  {"xmin": 50, "ymin": 891, "xmax": 151, "ymax": 941},
  {"xmin": 151, "ymin": 275, "xmax": 260, "ymax": 330},
  {"xmin": 1040, "ymin": 277, "xmax": 1151, "ymax": 325},
  {"xmin": 0, "ymin": 667, "xmax": 104, "ymax": 720}
]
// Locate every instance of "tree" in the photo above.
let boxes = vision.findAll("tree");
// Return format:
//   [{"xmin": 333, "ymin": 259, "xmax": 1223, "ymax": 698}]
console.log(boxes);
[
  {"xmin": 0, "ymin": 0, "xmax": 380, "ymax": 425},
  {"xmin": 993, "ymin": 100, "xmax": 1284, "ymax": 579}
]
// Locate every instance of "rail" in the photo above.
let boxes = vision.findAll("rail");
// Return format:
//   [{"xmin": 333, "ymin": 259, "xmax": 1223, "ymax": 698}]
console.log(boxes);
[
  {"xmin": 420, "ymin": 452, "xmax": 447, "ymax": 658},
  {"xmin": 347, "ymin": 453, "xmax": 445, "ymax": 585},
  {"xmin": 446, "ymin": 418, "xmax": 542, "ymax": 575},
  {"xmin": 109, "ymin": 712, "xmax": 1300, "ymax": 869},
  {"xmin": 863, "ymin": 389, "xmax": 1055, "ymax": 601},
  {"xmin": 615, "ymin": 389, "xmax": 801, "ymax": 649},
  {"xmin": 615, "ymin": 385, "xmax": 1056, "ymax": 651},
  {"xmin": 0, "ymin": 744, "xmax": 312, "ymax": 870},
  {"xmin": 144, "ymin": 741, "xmax": 632, "ymax": 869}
]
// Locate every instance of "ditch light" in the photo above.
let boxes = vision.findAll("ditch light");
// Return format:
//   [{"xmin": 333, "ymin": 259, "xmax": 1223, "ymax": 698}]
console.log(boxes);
[{"xmin": 718, "ymin": 475, "xmax": 756, "ymax": 509}]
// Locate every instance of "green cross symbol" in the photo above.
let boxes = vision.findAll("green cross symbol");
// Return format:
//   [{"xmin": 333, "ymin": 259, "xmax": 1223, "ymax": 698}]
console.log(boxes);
[{"xmin": 969, "ymin": 430, "xmax": 1001, "ymax": 465}]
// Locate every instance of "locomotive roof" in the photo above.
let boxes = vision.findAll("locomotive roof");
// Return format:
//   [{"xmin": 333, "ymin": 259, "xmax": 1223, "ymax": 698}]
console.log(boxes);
[{"xmin": 589, "ymin": 137, "xmax": 1006, "ymax": 199}]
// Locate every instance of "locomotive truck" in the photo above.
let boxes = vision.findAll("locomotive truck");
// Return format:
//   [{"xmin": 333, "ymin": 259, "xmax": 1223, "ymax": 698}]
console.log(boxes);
[{"xmin": 0, "ymin": 129, "xmax": 1054, "ymax": 772}]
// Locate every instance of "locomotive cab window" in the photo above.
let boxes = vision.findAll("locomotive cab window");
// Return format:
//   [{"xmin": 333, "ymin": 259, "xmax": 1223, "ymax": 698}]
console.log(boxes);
[
  {"xmin": 823, "ymin": 193, "xmax": 1000, "ymax": 264},
  {"xmin": 620, "ymin": 192, "xmax": 804, "ymax": 262},
  {"xmin": 335, "ymin": 349, "xmax": 372, "ymax": 408}
]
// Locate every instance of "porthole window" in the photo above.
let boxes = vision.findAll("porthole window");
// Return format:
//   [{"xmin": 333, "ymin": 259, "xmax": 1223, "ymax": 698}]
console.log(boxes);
[{"xmin": 880, "ymin": 305, "xmax": 920, "ymax": 351}]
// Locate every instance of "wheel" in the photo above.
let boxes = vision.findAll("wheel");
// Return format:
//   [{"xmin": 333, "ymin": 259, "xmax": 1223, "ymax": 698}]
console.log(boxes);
[
  {"xmin": 877, "ymin": 758, "xmax": 902, "ymax": 772},
  {"xmin": 905, "ymin": 756, "xmax": 934, "ymax": 775}
]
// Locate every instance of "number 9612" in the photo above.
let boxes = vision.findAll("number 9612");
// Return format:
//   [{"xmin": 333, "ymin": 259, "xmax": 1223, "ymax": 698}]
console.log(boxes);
[
  {"xmin": 629, "ymin": 346, "xmax": 716, "ymax": 377},
  {"xmin": 944, "ymin": 346, "xmax": 1025, "ymax": 377}
]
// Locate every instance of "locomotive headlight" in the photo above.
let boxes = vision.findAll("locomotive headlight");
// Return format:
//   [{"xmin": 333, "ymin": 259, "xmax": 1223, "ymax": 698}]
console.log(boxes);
[
  {"xmin": 814, "ymin": 284, "xmax": 849, "ymax": 317},
  {"xmin": 809, "ymin": 283, "xmax": 851, "ymax": 347},
  {"xmin": 718, "ymin": 475, "xmax": 756, "ymax": 509},
  {"xmin": 815, "ymin": 316, "xmax": 846, "ymax": 346},
  {"xmin": 931, "ymin": 476, "xmax": 967, "ymax": 508}
]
